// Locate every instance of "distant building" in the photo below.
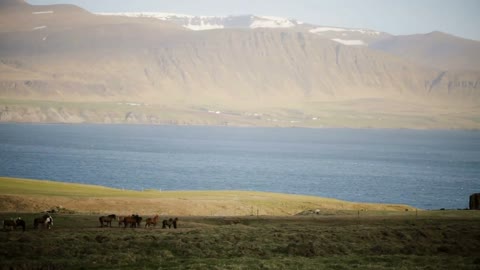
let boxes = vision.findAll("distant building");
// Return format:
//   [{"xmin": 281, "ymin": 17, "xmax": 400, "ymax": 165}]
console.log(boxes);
[{"xmin": 469, "ymin": 193, "xmax": 480, "ymax": 210}]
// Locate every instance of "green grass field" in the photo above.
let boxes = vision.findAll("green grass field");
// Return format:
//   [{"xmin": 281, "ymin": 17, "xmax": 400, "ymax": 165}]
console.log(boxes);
[{"xmin": 1, "ymin": 212, "xmax": 479, "ymax": 269}]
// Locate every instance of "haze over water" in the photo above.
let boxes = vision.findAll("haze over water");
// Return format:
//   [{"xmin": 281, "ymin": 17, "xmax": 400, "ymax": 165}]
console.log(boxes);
[{"xmin": 1, "ymin": 124, "xmax": 479, "ymax": 210}]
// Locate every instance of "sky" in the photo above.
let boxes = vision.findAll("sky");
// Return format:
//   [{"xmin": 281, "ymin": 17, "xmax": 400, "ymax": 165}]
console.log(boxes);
[{"xmin": 26, "ymin": 0, "xmax": 480, "ymax": 41}]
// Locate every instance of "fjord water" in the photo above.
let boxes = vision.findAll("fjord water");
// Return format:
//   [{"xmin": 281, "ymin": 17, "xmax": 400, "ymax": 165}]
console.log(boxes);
[{"xmin": 0, "ymin": 124, "xmax": 479, "ymax": 209}]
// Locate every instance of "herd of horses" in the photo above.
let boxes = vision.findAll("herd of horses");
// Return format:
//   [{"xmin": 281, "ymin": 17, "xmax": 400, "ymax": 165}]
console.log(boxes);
[
  {"xmin": 2, "ymin": 214, "xmax": 52, "ymax": 232},
  {"xmin": 100, "ymin": 214, "xmax": 178, "ymax": 229},
  {"xmin": 3, "ymin": 213, "xmax": 177, "ymax": 232}
]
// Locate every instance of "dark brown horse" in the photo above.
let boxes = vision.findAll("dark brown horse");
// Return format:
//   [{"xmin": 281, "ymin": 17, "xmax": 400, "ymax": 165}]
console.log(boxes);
[
  {"xmin": 34, "ymin": 214, "xmax": 53, "ymax": 229},
  {"xmin": 15, "ymin": 218, "xmax": 26, "ymax": 232},
  {"xmin": 144, "ymin": 215, "xmax": 159, "ymax": 228},
  {"xmin": 123, "ymin": 215, "xmax": 142, "ymax": 228},
  {"xmin": 99, "ymin": 214, "xmax": 117, "ymax": 227},
  {"xmin": 3, "ymin": 219, "xmax": 16, "ymax": 231},
  {"xmin": 3, "ymin": 218, "xmax": 26, "ymax": 231},
  {"xmin": 162, "ymin": 217, "xmax": 178, "ymax": 229}
]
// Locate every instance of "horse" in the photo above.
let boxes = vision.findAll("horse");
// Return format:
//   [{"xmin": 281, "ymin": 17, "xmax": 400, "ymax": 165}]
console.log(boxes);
[
  {"xmin": 123, "ymin": 214, "xmax": 142, "ymax": 228},
  {"xmin": 34, "ymin": 214, "xmax": 53, "ymax": 229},
  {"xmin": 145, "ymin": 215, "xmax": 159, "ymax": 228},
  {"xmin": 3, "ymin": 218, "xmax": 26, "ymax": 231},
  {"xmin": 118, "ymin": 216, "xmax": 127, "ymax": 227},
  {"xmin": 3, "ymin": 219, "xmax": 16, "ymax": 231},
  {"xmin": 99, "ymin": 214, "xmax": 117, "ymax": 227},
  {"xmin": 15, "ymin": 218, "xmax": 26, "ymax": 232},
  {"xmin": 162, "ymin": 217, "xmax": 178, "ymax": 229}
]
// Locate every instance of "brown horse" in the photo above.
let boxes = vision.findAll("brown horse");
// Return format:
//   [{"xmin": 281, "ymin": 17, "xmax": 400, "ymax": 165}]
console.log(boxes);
[
  {"xmin": 99, "ymin": 214, "xmax": 117, "ymax": 227},
  {"xmin": 118, "ymin": 215, "xmax": 127, "ymax": 227},
  {"xmin": 34, "ymin": 214, "xmax": 53, "ymax": 229},
  {"xmin": 123, "ymin": 214, "xmax": 142, "ymax": 228},
  {"xmin": 144, "ymin": 215, "xmax": 159, "ymax": 228},
  {"xmin": 3, "ymin": 219, "xmax": 16, "ymax": 231},
  {"xmin": 162, "ymin": 217, "xmax": 178, "ymax": 229},
  {"xmin": 3, "ymin": 218, "xmax": 26, "ymax": 231}
]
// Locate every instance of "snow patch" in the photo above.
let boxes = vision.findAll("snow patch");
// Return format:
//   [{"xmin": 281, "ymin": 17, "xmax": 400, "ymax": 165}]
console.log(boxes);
[
  {"xmin": 310, "ymin": 27, "xmax": 347, "ymax": 33},
  {"xmin": 97, "ymin": 12, "xmax": 224, "ymax": 30},
  {"xmin": 32, "ymin": 11, "xmax": 53, "ymax": 15},
  {"xmin": 250, "ymin": 15, "xmax": 295, "ymax": 28},
  {"xmin": 310, "ymin": 27, "xmax": 380, "ymax": 35},
  {"xmin": 331, "ymin": 39, "xmax": 366, "ymax": 46},
  {"xmin": 32, "ymin": 26, "xmax": 47, "ymax": 31},
  {"xmin": 186, "ymin": 24, "xmax": 224, "ymax": 31},
  {"xmin": 97, "ymin": 12, "xmax": 219, "ymax": 21}
]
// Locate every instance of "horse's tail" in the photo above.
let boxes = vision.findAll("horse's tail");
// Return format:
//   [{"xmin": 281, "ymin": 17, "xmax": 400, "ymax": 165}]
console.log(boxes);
[{"xmin": 99, "ymin": 216, "xmax": 103, "ymax": 227}]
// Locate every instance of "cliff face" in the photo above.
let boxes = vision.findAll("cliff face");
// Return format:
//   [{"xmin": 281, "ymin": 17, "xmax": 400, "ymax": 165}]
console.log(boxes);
[{"xmin": 0, "ymin": 1, "xmax": 479, "ymax": 128}]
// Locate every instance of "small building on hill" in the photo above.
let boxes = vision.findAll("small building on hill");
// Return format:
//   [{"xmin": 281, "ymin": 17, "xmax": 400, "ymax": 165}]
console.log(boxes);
[{"xmin": 469, "ymin": 193, "xmax": 480, "ymax": 210}]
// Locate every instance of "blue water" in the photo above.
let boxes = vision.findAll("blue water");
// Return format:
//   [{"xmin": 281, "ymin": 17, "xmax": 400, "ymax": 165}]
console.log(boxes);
[{"xmin": 0, "ymin": 124, "xmax": 479, "ymax": 209}]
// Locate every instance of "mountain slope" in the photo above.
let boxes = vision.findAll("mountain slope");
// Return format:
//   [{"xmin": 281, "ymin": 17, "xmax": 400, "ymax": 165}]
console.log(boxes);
[
  {"xmin": 370, "ymin": 31, "xmax": 480, "ymax": 71},
  {"xmin": 0, "ymin": 1, "xmax": 479, "ymax": 128}
]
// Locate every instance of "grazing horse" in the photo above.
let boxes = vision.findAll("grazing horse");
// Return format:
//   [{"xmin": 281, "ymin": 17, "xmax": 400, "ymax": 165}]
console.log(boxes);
[
  {"xmin": 118, "ymin": 216, "xmax": 127, "ymax": 227},
  {"xmin": 145, "ymin": 215, "xmax": 159, "ymax": 228},
  {"xmin": 34, "ymin": 214, "xmax": 53, "ymax": 229},
  {"xmin": 99, "ymin": 214, "xmax": 117, "ymax": 227},
  {"xmin": 3, "ymin": 219, "xmax": 16, "ymax": 231},
  {"xmin": 162, "ymin": 217, "xmax": 178, "ymax": 229},
  {"xmin": 3, "ymin": 218, "xmax": 26, "ymax": 231},
  {"xmin": 123, "ymin": 215, "xmax": 142, "ymax": 228},
  {"xmin": 15, "ymin": 218, "xmax": 26, "ymax": 232}
]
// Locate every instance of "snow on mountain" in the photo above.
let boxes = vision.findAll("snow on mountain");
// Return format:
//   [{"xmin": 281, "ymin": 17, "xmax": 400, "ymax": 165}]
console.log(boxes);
[
  {"xmin": 96, "ymin": 12, "xmax": 388, "ymax": 45},
  {"xmin": 97, "ymin": 13, "xmax": 301, "ymax": 30},
  {"xmin": 309, "ymin": 26, "xmax": 381, "ymax": 36},
  {"xmin": 98, "ymin": 12, "xmax": 226, "ymax": 30},
  {"xmin": 250, "ymin": 16, "xmax": 296, "ymax": 28},
  {"xmin": 331, "ymin": 39, "xmax": 367, "ymax": 46}
]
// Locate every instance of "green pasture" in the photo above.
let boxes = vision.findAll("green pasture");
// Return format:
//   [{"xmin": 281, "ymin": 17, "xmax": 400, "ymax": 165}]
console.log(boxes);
[{"xmin": 0, "ymin": 212, "xmax": 479, "ymax": 269}]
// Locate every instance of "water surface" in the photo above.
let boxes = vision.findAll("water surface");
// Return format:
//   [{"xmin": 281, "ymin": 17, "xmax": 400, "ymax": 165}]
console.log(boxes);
[{"xmin": 0, "ymin": 124, "xmax": 479, "ymax": 209}]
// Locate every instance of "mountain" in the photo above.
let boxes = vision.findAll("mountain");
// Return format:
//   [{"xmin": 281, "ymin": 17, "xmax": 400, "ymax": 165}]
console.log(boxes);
[
  {"xmin": 0, "ymin": 1, "xmax": 479, "ymax": 129},
  {"xmin": 97, "ymin": 12, "xmax": 390, "ymax": 46},
  {"xmin": 370, "ymin": 31, "xmax": 480, "ymax": 71}
]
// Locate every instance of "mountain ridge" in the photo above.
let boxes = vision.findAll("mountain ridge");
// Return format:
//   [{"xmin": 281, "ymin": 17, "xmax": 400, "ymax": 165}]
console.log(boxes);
[{"xmin": 0, "ymin": 1, "xmax": 479, "ymax": 129}]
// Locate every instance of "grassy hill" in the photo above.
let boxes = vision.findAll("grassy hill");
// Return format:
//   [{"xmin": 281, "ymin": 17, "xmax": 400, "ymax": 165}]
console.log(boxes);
[{"xmin": 0, "ymin": 177, "xmax": 416, "ymax": 216}]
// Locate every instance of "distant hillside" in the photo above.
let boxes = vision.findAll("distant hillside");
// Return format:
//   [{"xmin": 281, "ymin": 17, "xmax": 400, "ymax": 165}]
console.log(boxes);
[
  {"xmin": 370, "ymin": 31, "xmax": 480, "ymax": 71},
  {"xmin": 0, "ymin": 1, "xmax": 479, "ymax": 128}
]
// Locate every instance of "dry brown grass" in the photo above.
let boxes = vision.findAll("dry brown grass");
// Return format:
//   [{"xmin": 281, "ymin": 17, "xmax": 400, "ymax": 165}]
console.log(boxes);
[{"xmin": 0, "ymin": 177, "xmax": 416, "ymax": 216}]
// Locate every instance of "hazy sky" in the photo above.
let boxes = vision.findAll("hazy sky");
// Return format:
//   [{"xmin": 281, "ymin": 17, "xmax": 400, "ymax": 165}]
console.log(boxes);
[{"xmin": 27, "ymin": 0, "xmax": 480, "ymax": 41}]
